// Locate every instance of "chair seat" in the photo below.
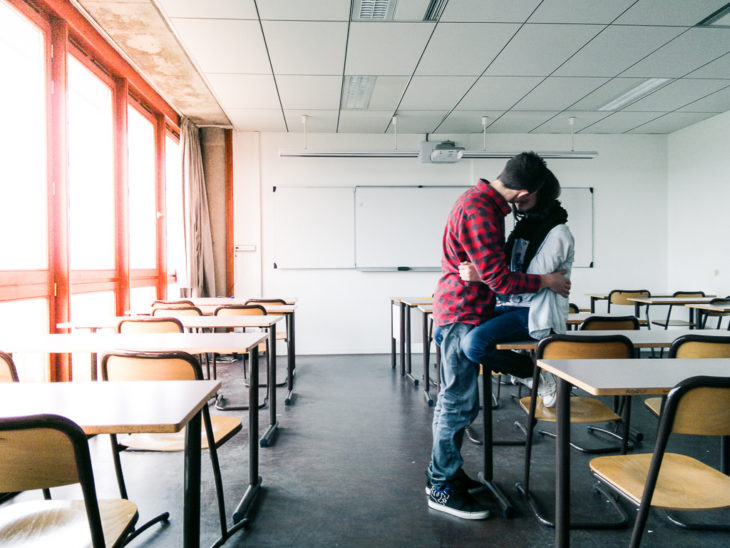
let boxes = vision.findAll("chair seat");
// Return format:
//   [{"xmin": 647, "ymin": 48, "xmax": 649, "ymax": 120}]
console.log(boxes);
[
  {"xmin": 519, "ymin": 395, "xmax": 620, "ymax": 423},
  {"xmin": 644, "ymin": 397, "xmax": 662, "ymax": 416},
  {"xmin": 0, "ymin": 499, "xmax": 138, "ymax": 547},
  {"xmin": 651, "ymin": 320, "xmax": 695, "ymax": 328},
  {"xmin": 119, "ymin": 415, "xmax": 241, "ymax": 452},
  {"xmin": 591, "ymin": 452, "xmax": 730, "ymax": 510}
]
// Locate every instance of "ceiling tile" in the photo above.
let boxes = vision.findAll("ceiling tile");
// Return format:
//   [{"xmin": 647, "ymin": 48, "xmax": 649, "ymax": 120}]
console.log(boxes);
[
  {"xmin": 284, "ymin": 110, "xmax": 338, "ymax": 132},
  {"xmin": 398, "ymin": 76, "xmax": 476, "ymax": 110},
  {"xmin": 368, "ymin": 76, "xmax": 409, "ymax": 110},
  {"xmin": 206, "ymin": 73, "xmax": 280, "ymax": 109},
  {"xmin": 393, "ymin": 0, "xmax": 432, "ymax": 21},
  {"xmin": 345, "ymin": 22, "xmax": 435, "ymax": 75},
  {"xmin": 416, "ymin": 23, "xmax": 521, "ymax": 76},
  {"xmin": 627, "ymin": 112, "xmax": 717, "ymax": 133},
  {"xmin": 487, "ymin": 111, "xmax": 561, "ymax": 132},
  {"xmin": 515, "ymin": 77, "xmax": 608, "ymax": 110},
  {"xmin": 485, "ymin": 24, "xmax": 602, "ymax": 76},
  {"xmin": 615, "ymin": 0, "xmax": 730, "ymax": 26},
  {"xmin": 529, "ymin": 0, "xmax": 635, "ymax": 23},
  {"xmin": 625, "ymin": 78, "xmax": 730, "ymax": 111},
  {"xmin": 569, "ymin": 78, "xmax": 648, "ymax": 110},
  {"xmin": 678, "ymin": 85, "xmax": 730, "ymax": 113},
  {"xmin": 276, "ymin": 75, "xmax": 342, "ymax": 109},
  {"xmin": 226, "ymin": 108, "xmax": 286, "ymax": 131},
  {"xmin": 437, "ymin": 110, "xmax": 505, "ymax": 133},
  {"xmin": 385, "ymin": 111, "xmax": 449, "ymax": 133},
  {"xmin": 532, "ymin": 111, "xmax": 610, "ymax": 133},
  {"xmin": 262, "ymin": 21, "xmax": 347, "ymax": 75},
  {"xmin": 440, "ymin": 0, "xmax": 541, "ymax": 22},
  {"xmin": 621, "ymin": 27, "xmax": 730, "ymax": 78},
  {"xmin": 155, "ymin": 0, "xmax": 257, "ymax": 19},
  {"xmin": 338, "ymin": 111, "xmax": 393, "ymax": 133},
  {"xmin": 582, "ymin": 111, "xmax": 662, "ymax": 133},
  {"xmin": 458, "ymin": 76, "xmax": 544, "ymax": 110},
  {"xmin": 686, "ymin": 52, "xmax": 730, "ymax": 79},
  {"xmin": 256, "ymin": 0, "xmax": 350, "ymax": 20},
  {"xmin": 554, "ymin": 25, "xmax": 686, "ymax": 77},
  {"xmin": 170, "ymin": 18, "xmax": 270, "ymax": 73}
]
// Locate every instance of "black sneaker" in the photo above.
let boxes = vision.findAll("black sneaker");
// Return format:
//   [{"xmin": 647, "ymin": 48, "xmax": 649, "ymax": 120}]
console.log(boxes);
[
  {"xmin": 428, "ymin": 485, "xmax": 490, "ymax": 520},
  {"xmin": 425, "ymin": 469, "xmax": 484, "ymax": 495}
]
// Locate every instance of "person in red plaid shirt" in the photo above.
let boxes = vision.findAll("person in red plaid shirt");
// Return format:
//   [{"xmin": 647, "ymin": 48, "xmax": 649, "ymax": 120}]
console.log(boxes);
[{"xmin": 426, "ymin": 152, "xmax": 571, "ymax": 520}]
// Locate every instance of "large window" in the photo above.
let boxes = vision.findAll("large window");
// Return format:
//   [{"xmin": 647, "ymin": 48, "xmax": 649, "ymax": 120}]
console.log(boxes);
[
  {"xmin": 166, "ymin": 134, "xmax": 185, "ymax": 297},
  {"xmin": 128, "ymin": 104, "xmax": 157, "ymax": 269}
]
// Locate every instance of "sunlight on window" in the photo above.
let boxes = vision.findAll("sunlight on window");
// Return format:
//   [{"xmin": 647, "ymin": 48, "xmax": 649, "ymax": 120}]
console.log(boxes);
[
  {"xmin": 166, "ymin": 135, "xmax": 186, "ymax": 294},
  {"xmin": 0, "ymin": 0, "xmax": 47, "ymax": 269},
  {"xmin": 70, "ymin": 291, "xmax": 115, "ymax": 381},
  {"xmin": 130, "ymin": 285, "xmax": 157, "ymax": 313},
  {"xmin": 68, "ymin": 55, "xmax": 115, "ymax": 270},
  {"xmin": 128, "ymin": 106, "xmax": 157, "ymax": 269},
  {"xmin": 0, "ymin": 299, "xmax": 49, "ymax": 381}
]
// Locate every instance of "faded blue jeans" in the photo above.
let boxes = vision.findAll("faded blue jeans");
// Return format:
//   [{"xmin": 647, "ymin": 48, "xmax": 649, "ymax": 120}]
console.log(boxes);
[{"xmin": 427, "ymin": 322, "xmax": 480, "ymax": 488}]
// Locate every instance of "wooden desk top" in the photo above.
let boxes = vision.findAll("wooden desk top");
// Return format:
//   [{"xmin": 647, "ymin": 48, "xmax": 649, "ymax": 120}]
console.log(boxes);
[
  {"xmin": 496, "ymin": 329, "xmax": 729, "ymax": 351},
  {"xmin": 397, "ymin": 297, "xmax": 433, "ymax": 306},
  {"xmin": 417, "ymin": 304, "xmax": 433, "ymax": 313},
  {"xmin": 0, "ymin": 380, "xmax": 220, "ymax": 435},
  {"xmin": 628, "ymin": 296, "xmax": 717, "ymax": 305},
  {"xmin": 194, "ymin": 304, "xmax": 296, "ymax": 315},
  {"xmin": 0, "ymin": 332, "xmax": 268, "ymax": 355},
  {"xmin": 59, "ymin": 315, "xmax": 283, "ymax": 331},
  {"xmin": 190, "ymin": 297, "xmax": 296, "ymax": 306},
  {"xmin": 537, "ymin": 358, "xmax": 730, "ymax": 397},
  {"xmin": 567, "ymin": 312, "xmax": 647, "ymax": 325},
  {"xmin": 685, "ymin": 302, "xmax": 730, "ymax": 312}
]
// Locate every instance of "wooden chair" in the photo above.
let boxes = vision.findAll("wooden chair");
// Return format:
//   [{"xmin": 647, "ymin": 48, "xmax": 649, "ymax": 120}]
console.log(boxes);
[
  {"xmin": 580, "ymin": 315, "xmax": 640, "ymax": 331},
  {"xmin": 515, "ymin": 334, "xmax": 635, "ymax": 529},
  {"xmin": 151, "ymin": 304, "xmax": 203, "ymax": 317},
  {"xmin": 651, "ymin": 291, "xmax": 705, "ymax": 329},
  {"xmin": 151, "ymin": 299, "xmax": 194, "ymax": 307},
  {"xmin": 100, "ymin": 351, "xmax": 243, "ymax": 546},
  {"xmin": 117, "ymin": 316, "xmax": 184, "ymax": 334},
  {"xmin": 700, "ymin": 297, "xmax": 730, "ymax": 329},
  {"xmin": 0, "ymin": 413, "xmax": 138, "ymax": 547},
  {"xmin": 0, "ymin": 352, "xmax": 19, "ymax": 382},
  {"xmin": 591, "ymin": 375, "xmax": 730, "ymax": 546},
  {"xmin": 607, "ymin": 289, "xmax": 650, "ymax": 326},
  {"xmin": 568, "ymin": 303, "xmax": 580, "ymax": 314}
]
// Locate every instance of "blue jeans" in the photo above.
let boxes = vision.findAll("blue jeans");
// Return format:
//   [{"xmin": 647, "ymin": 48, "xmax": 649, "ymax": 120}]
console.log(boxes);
[
  {"xmin": 460, "ymin": 306, "xmax": 533, "ymax": 378},
  {"xmin": 428, "ymin": 322, "xmax": 480, "ymax": 488}
]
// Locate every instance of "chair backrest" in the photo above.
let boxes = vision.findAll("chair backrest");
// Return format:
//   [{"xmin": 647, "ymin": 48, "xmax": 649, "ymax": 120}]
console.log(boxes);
[
  {"xmin": 152, "ymin": 299, "xmax": 193, "ymax": 307},
  {"xmin": 668, "ymin": 334, "xmax": 730, "ymax": 359},
  {"xmin": 537, "ymin": 333, "xmax": 634, "ymax": 360},
  {"xmin": 673, "ymin": 291, "xmax": 705, "ymax": 298},
  {"xmin": 117, "ymin": 317, "xmax": 184, "ymax": 334},
  {"xmin": 658, "ymin": 376, "xmax": 730, "ymax": 437},
  {"xmin": 151, "ymin": 305, "xmax": 203, "ymax": 317},
  {"xmin": 0, "ymin": 352, "xmax": 19, "ymax": 382},
  {"xmin": 101, "ymin": 351, "xmax": 203, "ymax": 382},
  {"xmin": 579, "ymin": 315, "xmax": 640, "ymax": 331},
  {"xmin": 244, "ymin": 298, "xmax": 286, "ymax": 305},
  {"xmin": 607, "ymin": 289, "xmax": 650, "ymax": 307},
  {"xmin": 704, "ymin": 297, "xmax": 730, "ymax": 318},
  {"xmin": 214, "ymin": 304, "xmax": 267, "ymax": 316},
  {"xmin": 568, "ymin": 303, "xmax": 579, "ymax": 314}
]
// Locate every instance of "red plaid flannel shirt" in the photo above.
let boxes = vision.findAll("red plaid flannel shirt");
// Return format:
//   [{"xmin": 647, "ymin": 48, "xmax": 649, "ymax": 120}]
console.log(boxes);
[{"xmin": 433, "ymin": 179, "xmax": 541, "ymax": 326}]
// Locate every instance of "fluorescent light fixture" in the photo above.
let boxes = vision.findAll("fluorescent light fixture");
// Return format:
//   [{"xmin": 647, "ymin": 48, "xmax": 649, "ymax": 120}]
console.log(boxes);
[
  {"xmin": 697, "ymin": 2, "xmax": 730, "ymax": 27},
  {"xmin": 279, "ymin": 150, "xmax": 598, "ymax": 160},
  {"xmin": 353, "ymin": 0, "xmax": 395, "ymax": 21},
  {"xmin": 341, "ymin": 75, "xmax": 377, "ymax": 110},
  {"xmin": 424, "ymin": 0, "xmax": 449, "ymax": 22},
  {"xmin": 598, "ymin": 78, "xmax": 670, "ymax": 111}
]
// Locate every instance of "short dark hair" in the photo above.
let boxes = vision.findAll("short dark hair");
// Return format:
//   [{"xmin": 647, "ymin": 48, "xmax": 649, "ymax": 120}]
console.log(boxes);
[{"xmin": 498, "ymin": 151, "xmax": 547, "ymax": 193}]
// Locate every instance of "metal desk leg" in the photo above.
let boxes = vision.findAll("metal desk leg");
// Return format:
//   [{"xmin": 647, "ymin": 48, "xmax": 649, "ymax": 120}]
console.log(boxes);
[
  {"xmin": 399, "ymin": 302, "xmax": 406, "ymax": 377},
  {"xmin": 183, "ymin": 410, "xmax": 202, "ymax": 548},
  {"xmin": 260, "ymin": 324, "xmax": 279, "ymax": 447},
  {"xmin": 233, "ymin": 346, "xmax": 262, "ymax": 525},
  {"xmin": 390, "ymin": 299, "xmax": 397, "ymax": 368},
  {"xmin": 285, "ymin": 312, "xmax": 296, "ymax": 404},
  {"xmin": 421, "ymin": 310, "xmax": 433, "ymax": 406},
  {"xmin": 405, "ymin": 305, "xmax": 418, "ymax": 386},
  {"xmin": 476, "ymin": 368, "xmax": 514, "ymax": 518},
  {"xmin": 555, "ymin": 379, "xmax": 571, "ymax": 548}
]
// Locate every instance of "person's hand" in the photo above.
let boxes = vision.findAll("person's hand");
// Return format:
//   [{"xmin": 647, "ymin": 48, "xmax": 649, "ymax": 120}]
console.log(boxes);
[
  {"xmin": 459, "ymin": 261, "xmax": 480, "ymax": 283},
  {"xmin": 540, "ymin": 270, "xmax": 571, "ymax": 297}
]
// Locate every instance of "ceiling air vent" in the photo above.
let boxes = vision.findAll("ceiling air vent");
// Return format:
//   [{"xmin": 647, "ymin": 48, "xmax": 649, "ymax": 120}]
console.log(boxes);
[
  {"xmin": 353, "ymin": 0, "xmax": 396, "ymax": 21},
  {"xmin": 423, "ymin": 0, "xmax": 448, "ymax": 22}
]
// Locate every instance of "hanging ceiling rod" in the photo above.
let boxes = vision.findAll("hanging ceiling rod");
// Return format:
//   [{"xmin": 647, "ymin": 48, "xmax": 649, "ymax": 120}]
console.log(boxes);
[{"xmin": 278, "ymin": 150, "xmax": 598, "ymax": 160}]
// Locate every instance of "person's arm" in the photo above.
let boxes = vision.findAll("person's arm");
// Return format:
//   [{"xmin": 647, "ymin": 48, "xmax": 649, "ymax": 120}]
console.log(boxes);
[{"xmin": 459, "ymin": 261, "xmax": 570, "ymax": 298}]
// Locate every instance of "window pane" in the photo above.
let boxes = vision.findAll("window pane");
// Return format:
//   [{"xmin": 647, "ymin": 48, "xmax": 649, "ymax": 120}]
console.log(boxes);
[
  {"xmin": 130, "ymin": 285, "xmax": 156, "ymax": 313},
  {"xmin": 0, "ymin": 0, "xmax": 48, "ymax": 269},
  {"xmin": 165, "ymin": 135, "xmax": 186, "ymax": 289},
  {"xmin": 67, "ymin": 55, "xmax": 115, "ymax": 269},
  {"xmin": 128, "ymin": 106, "xmax": 156, "ymax": 269},
  {"xmin": 0, "ymin": 298, "xmax": 49, "ymax": 381},
  {"xmin": 70, "ymin": 291, "xmax": 115, "ymax": 381}
]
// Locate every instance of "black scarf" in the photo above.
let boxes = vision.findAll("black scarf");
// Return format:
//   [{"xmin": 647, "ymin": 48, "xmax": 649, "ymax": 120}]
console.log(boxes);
[{"xmin": 505, "ymin": 201, "xmax": 568, "ymax": 273}]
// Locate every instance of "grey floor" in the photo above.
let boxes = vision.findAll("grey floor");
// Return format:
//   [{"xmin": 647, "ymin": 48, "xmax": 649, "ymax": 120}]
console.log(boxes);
[{"xmin": 6, "ymin": 353, "xmax": 730, "ymax": 547}]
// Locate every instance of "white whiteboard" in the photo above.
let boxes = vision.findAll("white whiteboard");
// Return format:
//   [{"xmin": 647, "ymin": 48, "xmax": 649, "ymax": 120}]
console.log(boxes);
[
  {"xmin": 355, "ymin": 186, "xmax": 468, "ymax": 269},
  {"xmin": 273, "ymin": 187, "xmax": 355, "ymax": 269},
  {"xmin": 504, "ymin": 187, "xmax": 593, "ymax": 268}
]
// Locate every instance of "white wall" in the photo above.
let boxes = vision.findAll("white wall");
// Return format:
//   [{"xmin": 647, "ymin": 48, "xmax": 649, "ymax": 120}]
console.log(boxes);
[
  {"xmin": 234, "ymin": 131, "xmax": 669, "ymax": 355},
  {"xmin": 667, "ymin": 111, "xmax": 730, "ymax": 296}
]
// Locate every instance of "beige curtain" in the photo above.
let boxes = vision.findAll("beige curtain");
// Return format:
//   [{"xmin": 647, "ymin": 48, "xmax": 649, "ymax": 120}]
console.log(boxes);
[{"xmin": 181, "ymin": 117, "xmax": 216, "ymax": 297}]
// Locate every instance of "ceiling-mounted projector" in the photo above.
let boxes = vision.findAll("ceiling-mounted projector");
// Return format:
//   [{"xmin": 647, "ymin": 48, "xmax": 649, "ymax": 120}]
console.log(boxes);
[{"xmin": 419, "ymin": 140, "xmax": 465, "ymax": 163}]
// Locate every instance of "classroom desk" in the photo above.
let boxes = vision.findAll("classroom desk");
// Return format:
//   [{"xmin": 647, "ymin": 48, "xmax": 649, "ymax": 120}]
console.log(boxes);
[
  {"xmin": 566, "ymin": 312, "xmax": 646, "ymax": 328},
  {"xmin": 0, "ymin": 332, "xmax": 278, "ymax": 448},
  {"xmin": 685, "ymin": 301, "xmax": 730, "ymax": 328},
  {"xmin": 416, "ymin": 304, "xmax": 436, "ymax": 405},
  {"xmin": 496, "ymin": 328, "xmax": 729, "ymax": 353},
  {"xmin": 537, "ymin": 357, "xmax": 730, "ymax": 547},
  {"xmin": 584, "ymin": 292, "xmax": 683, "ymax": 313},
  {"xmin": 389, "ymin": 297, "xmax": 432, "ymax": 378},
  {"xmin": 628, "ymin": 296, "xmax": 718, "ymax": 327},
  {"xmin": 0, "ymin": 379, "xmax": 221, "ymax": 548}
]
